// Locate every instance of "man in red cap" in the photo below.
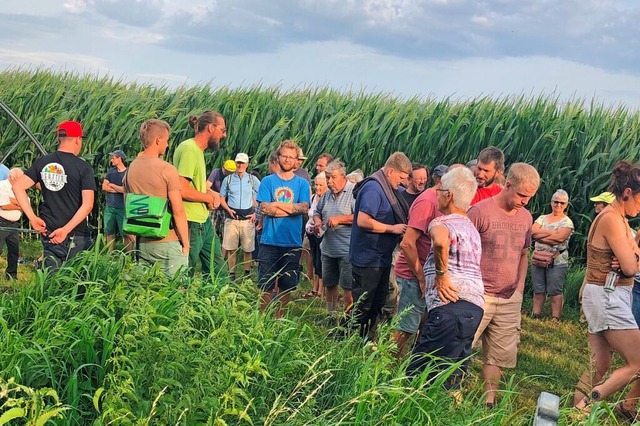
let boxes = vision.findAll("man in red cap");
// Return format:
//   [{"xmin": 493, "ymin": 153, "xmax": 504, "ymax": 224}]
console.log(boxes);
[{"xmin": 13, "ymin": 120, "xmax": 97, "ymax": 273}]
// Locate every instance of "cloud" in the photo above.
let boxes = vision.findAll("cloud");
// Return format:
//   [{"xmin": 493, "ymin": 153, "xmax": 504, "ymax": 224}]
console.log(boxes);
[
  {"xmin": 7, "ymin": 0, "xmax": 640, "ymax": 75},
  {"xmin": 0, "ymin": 48, "xmax": 108, "ymax": 70}
]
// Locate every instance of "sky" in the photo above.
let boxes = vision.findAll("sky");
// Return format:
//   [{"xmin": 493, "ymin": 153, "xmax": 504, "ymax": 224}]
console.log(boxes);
[{"xmin": 1, "ymin": 0, "xmax": 640, "ymax": 108}]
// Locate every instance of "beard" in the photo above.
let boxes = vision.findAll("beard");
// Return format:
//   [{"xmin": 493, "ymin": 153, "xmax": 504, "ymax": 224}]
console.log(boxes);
[
  {"xmin": 279, "ymin": 160, "xmax": 294, "ymax": 172},
  {"xmin": 207, "ymin": 135, "xmax": 220, "ymax": 151},
  {"xmin": 478, "ymin": 175, "xmax": 495, "ymax": 188}
]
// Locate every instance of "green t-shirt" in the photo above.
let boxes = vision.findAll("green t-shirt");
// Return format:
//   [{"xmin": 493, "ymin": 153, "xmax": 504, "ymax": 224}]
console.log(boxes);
[{"xmin": 173, "ymin": 138, "xmax": 208, "ymax": 223}]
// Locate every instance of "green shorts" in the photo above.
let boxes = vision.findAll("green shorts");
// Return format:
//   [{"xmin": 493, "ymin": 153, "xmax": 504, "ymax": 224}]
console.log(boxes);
[{"xmin": 104, "ymin": 206, "xmax": 125, "ymax": 236}]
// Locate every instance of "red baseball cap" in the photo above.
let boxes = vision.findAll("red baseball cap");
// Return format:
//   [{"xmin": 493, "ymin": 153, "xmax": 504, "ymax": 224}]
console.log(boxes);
[{"xmin": 57, "ymin": 121, "xmax": 84, "ymax": 138}]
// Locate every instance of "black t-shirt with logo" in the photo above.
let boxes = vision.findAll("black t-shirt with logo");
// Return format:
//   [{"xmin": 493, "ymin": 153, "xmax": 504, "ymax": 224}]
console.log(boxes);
[{"xmin": 25, "ymin": 151, "xmax": 97, "ymax": 236}]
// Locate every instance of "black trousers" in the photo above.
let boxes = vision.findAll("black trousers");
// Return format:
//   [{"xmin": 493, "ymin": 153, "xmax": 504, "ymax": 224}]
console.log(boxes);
[
  {"xmin": 0, "ymin": 218, "xmax": 19, "ymax": 278},
  {"xmin": 351, "ymin": 265, "xmax": 391, "ymax": 338}
]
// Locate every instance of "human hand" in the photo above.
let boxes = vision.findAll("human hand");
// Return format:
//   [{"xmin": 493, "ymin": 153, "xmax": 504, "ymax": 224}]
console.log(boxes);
[
  {"xmin": 48, "ymin": 227, "xmax": 69, "ymax": 245},
  {"xmin": 389, "ymin": 224, "xmax": 407, "ymax": 235},
  {"xmin": 327, "ymin": 217, "xmax": 340, "ymax": 228},
  {"xmin": 248, "ymin": 213, "xmax": 256, "ymax": 223},
  {"xmin": 435, "ymin": 274, "xmax": 459, "ymax": 304},
  {"xmin": 182, "ymin": 244, "xmax": 190, "ymax": 256},
  {"xmin": 30, "ymin": 216, "xmax": 47, "ymax": 235}
]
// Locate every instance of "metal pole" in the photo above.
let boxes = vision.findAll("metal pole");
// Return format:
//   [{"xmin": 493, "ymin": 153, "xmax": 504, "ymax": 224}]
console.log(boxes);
[{"xmin": 0, "ymin": 99, "xmax": 48, "ymax": 162}]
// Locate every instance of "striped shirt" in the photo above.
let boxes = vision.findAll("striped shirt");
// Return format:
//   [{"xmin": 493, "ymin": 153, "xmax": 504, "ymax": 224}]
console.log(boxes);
[{"xmin": 314, "ymin": 181, "xmax": 355, "ymax": 258}]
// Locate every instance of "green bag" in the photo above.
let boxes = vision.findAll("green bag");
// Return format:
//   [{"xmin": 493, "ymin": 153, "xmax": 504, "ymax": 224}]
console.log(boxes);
[{"xmin": 123, "ymin": 193, "xmax": 172, "ymax": 238}]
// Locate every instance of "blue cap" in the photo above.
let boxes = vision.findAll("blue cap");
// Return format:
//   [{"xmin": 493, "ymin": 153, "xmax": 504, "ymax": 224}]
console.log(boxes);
[{"xmin": 109, "ymin": 150, "xmax": 126, "ymax": 161}]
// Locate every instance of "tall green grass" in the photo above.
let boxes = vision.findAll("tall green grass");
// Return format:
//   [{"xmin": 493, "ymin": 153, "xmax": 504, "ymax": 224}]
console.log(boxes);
[
  {"xmin": 1, "ymin": 69, "xmax": 638, "ymax": 255},
  {"xmin": 1, "ymin": 246, "xmax": 532, "ymax": 425}
]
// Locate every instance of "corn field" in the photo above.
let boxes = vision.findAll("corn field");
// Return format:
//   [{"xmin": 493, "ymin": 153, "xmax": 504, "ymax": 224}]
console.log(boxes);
[{"xmin": 1, "ymin": 69, "xmax": 639, "ymax": 258}]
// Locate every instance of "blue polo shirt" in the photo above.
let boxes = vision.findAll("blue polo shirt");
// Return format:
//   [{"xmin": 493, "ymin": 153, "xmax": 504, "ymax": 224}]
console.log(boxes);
[
  {"xmin": 220, "ymin": 173, "xmax": 261, "ymax": 211},
  {"xmin": 349, "ymin": 180, "xmax": 399, "ymax": 268}
]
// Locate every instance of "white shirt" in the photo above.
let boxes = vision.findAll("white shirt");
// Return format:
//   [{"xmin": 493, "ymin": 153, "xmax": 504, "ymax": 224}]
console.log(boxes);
[{"xmin": 0, "ymin": 179, "xmax": 22, "ymax": 222}]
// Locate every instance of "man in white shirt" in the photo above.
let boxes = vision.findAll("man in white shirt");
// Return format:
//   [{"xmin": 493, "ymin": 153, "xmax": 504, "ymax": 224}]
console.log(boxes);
[{"xmin": 0, "ymin": 168, "xmax": 25, "ymax": 279}]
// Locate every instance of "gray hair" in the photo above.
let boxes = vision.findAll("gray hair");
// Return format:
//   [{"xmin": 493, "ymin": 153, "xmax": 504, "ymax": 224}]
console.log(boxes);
[
  {"xmin": 553, "ymin": 189, "xmax": 569, "ymax": 200},
  {"xmin": 315, "ymin": 172, "xmax": 326, "ymax": 182},
  {"xmin": 325, "ymin": 160, "xmax": 346, "ymax": 176},
  {"xmin": 347, "ymin": 169, "xmax": 364, "ymax": 183},
  {"xmin": 440, "ymin": 167, "xmax": 478, "ymax": 211}
]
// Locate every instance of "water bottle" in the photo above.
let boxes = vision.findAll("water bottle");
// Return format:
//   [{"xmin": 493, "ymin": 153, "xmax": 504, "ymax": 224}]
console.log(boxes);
[{"xmin": 604, "ymin": 270, "xmax": 619, "ymax": 293}]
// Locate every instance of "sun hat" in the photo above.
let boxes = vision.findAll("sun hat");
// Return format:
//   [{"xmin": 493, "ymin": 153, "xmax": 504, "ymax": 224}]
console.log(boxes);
[
  {"xmin": 223, "ymin": 159, "xmax": 237, "ymax": 173},
  {"xmin": 298, "ymin": 149, "xmax": 308, "ymax": 160},
  {"xmin": 589, "ymin": 192, "xmax": 615, "ymax": 204}
]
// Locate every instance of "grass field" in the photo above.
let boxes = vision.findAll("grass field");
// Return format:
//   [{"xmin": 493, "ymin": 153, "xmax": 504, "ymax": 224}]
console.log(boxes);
[{"xmin": 0, "ymin": 239, "xmax": 635, "ymax": 425}]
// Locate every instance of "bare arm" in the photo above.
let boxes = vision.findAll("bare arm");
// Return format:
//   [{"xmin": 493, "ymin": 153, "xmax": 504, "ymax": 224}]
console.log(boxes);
[
  {"xmin": 109, "ymin": 183, "xmax": 125, "ymax": 194},
  {"xmin": 327, "ymin": 214, "xmax": 353, "ymax": 228},
  {"xmin": 1, "ymin": 197, "xmax": 22, "ymax": 211},
  {"xmin": 430, "ymin": 224, "xmax": 459, "ymax": 303},
  {"xmin": 535, "ymin": 227, "xmax": 572, "ymax": 246},
  {"xmin": 602, "ymin": 215, "xmax": 640, "ymax": 276},
  {"xmin": 168, "ymin": 189, "xmax": 190, "ymax": 255},
  {"xmin": 12, "ymin": 174, "xmax": 46, "ymax": 234},
  {"xmin": 261, "ymin": 201, "xmax": 309, "ymax": 217},
  {"xmin": 48, "ymin": 189, "xmax": 95, "ymax": 244},
  {"xmin": 179, "ymin": 176, "xmax": 217, "ymax": 206},
  {"xmin": 102, "ymin": 179, "xmax": 116, "ymax": 193},
  {"xmin": 357, "ymin": 211, "xmax": 406, "ymax": 235},
  {"xmin": 531, "ymin": 222, "xmax": 553, "ymax": 239},
  {"xmin": 516, "ymin": 248, "xmax": 529, "ymax": 293},
  {"xmin": 399, "ymin": 227, "xmax": 426, "ymax": 290}
]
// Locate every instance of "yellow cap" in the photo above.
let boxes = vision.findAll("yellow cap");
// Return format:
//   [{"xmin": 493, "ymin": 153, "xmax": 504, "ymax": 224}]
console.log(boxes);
[
  {"xmin": 223, "ymin": 159, "xmax": 236, "ymax": 172},
  {"xmin": 590, "ymin": 192, "xmax": 615, "ymax": 204}
]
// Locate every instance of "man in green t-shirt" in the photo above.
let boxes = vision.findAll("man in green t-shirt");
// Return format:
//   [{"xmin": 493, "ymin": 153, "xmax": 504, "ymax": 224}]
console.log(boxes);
[{"xmin": 173, "ymin": 111, "xmax": 228, "ymax": 278}]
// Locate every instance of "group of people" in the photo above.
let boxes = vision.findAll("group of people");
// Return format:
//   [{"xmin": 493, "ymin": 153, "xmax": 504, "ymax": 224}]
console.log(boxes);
[{"xmin": 3, "ymin": 114, "xmax": 640, "ymax": 418}]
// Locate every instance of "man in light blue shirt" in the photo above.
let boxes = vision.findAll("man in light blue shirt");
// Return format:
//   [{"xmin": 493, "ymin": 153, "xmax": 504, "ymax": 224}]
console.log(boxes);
[{"xmin": 220, "ymin": 153, "xmax": 261, "ymax": 280}]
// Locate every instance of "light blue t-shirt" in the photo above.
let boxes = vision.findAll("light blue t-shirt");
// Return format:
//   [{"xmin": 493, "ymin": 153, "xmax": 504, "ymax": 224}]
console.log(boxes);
[
  {"xmin": 220, "ymin": 173, "xmax": 261, "ymax": 211},
  {"xmin": 257, "ymin": 173, "xmax": 311, "ymax": 247},
  {"xmin": 0, "ymin": 164, "xmax": 9, "ymax": 180}
]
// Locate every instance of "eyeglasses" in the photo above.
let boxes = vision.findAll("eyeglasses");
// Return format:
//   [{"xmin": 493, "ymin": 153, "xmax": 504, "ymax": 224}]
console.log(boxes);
[
  {"xmin": 235, "ymin": 161, "xmax": 247, "ymax": 165},
  {"xmin": 278, "ymin": 155, "xmax": 297, "ymax": 161},
  {"xmin": 552, "ymin": 200, "xmax": 567, "ymax": 205}
]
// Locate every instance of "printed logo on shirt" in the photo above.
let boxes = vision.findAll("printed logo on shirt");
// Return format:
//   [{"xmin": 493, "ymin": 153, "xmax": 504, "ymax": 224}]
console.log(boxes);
[
  {"xmin": 274, "ymin": 186, "xmax": 294, "ymax": 203},
  {"xmin": 40, "ymin": 163, "xmax": 68, "ymax": 192}
]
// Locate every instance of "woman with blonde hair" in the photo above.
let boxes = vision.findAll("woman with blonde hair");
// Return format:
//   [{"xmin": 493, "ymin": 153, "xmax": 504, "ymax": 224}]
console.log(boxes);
[{"xmin": 530, "ymin": 189, "xmax": 574, "ymax": 320}]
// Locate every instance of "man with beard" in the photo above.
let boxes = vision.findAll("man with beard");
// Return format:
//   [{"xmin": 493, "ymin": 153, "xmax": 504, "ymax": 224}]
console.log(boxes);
[
  {"xmin": 257, "ymin": 140, "xmax": 310, "ymax": 318},
  {"xmin": 470, "ymin": 146, "xmax": 505, "ymax": 205},
  {"xmin": 399, "ymin": 163, "xmax": 428, "ymax": 206},
  {"xmin": 173, "ymin": 111, "xmax": 227, "ymax": 279},
  {"xmin": 102, "ymin": 149, "xmax": 135, "ymax": 252}
]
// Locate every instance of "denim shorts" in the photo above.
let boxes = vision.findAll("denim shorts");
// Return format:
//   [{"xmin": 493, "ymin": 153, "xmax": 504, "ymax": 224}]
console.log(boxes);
[
  {"xmin": 321, "ymin": 254, "xmax": 352, "ymax": 289},
  {"xmin": 531, "ymin": 263, "xmax": 568, "ymax": 296},
  {"xmin": 257, "ymin": 244, "xmax": 302, "ymax": 292},
  {"xmin": 395, "ymin": 276, "xmax": 427, "ymax": 334}
]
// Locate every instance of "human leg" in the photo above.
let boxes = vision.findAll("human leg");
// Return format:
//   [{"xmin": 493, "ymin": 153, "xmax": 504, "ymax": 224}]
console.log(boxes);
[
  {"xmin": 573, "ymin": 332, "xmax": 613, "ymax": 405},
  {"xmin": 531, "ymin": 264, "xmax": 546, "ymax": 316},
  {"xmin": 547, "ymin": 264, "xmax": 568, "ymax": 320},
  {"xmin": 394, "ymin": 276, "xmax": 426, "ymax": 357},
  {"xmin": 199, "ymin": 219, "xmax": 228, "ymax": 278}
]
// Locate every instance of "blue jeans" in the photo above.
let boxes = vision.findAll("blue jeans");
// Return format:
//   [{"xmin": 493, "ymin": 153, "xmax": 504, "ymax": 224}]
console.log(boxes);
[{"xmin": 632, "ymin": 276, "xmax": 640, "ymax": 327}]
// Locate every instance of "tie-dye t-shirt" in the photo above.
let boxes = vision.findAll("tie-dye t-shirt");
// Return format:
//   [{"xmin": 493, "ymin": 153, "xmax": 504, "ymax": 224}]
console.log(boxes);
[{"xmin": 423, "ymin": 214, "xmax": 484, "ymax": 311}]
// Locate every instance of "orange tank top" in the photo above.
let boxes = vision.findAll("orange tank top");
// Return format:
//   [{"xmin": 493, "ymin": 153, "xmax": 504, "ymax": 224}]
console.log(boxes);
[{"xmin": 585, "ymin": 211, "xmax": 634, "ymax": 286}]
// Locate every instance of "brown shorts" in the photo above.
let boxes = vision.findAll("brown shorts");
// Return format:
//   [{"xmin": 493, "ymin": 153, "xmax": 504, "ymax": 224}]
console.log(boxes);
[{"xmin": 473, "ymin": 291, "xmax": 523, "ymax": 369}]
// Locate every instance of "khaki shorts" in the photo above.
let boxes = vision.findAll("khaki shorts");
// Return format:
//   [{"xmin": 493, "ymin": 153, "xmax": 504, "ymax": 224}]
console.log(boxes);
[
  {"xmin": 473, "ymin": 291, "xmax": 523, "ymax": 369},
  {"xmin": 222, "ymin": 218, "xmax": 255, "ymax": 252}
]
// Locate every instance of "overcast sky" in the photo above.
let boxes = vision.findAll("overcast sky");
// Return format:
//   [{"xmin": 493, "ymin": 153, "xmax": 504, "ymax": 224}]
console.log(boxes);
[{"xmin": 2, "ymin": 0, "xmax": 640, "ymax": 108}]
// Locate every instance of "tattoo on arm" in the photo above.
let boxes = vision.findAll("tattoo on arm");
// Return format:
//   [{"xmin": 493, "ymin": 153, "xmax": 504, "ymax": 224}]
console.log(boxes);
[{"xmin": 290, "ymin": 202, "xmax": 309, "ymax": 215}]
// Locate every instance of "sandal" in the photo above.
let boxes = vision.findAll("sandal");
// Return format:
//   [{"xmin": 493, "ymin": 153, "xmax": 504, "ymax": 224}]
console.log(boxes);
[
  {"xmin": 303, "ymin": 291, "xmax": 318, "ymax": 299},
  {"xmin": 614, "ymin": 403, "xmax": 638, "ymax": 422}
]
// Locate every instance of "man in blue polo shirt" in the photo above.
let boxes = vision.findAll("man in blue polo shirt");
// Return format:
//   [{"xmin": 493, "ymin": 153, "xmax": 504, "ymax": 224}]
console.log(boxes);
[
  {"xmin": 350, "ymin": 152, "xmax": 412, "ymax": 338},
  {"xmin": 220, "ymin": 152, "xmax": 261, "ymax": 281}
]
